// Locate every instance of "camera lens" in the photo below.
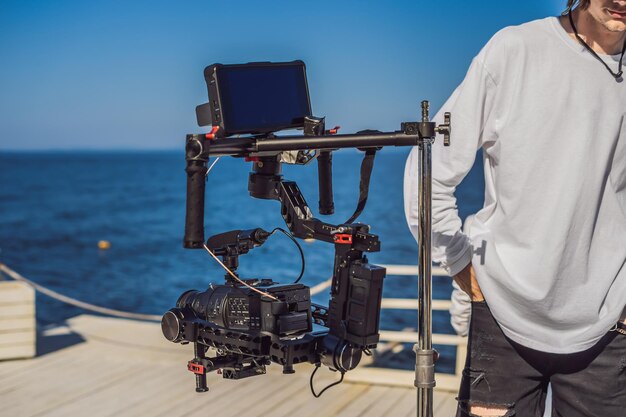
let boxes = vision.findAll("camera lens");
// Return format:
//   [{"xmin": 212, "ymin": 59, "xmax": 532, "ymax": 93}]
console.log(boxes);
[
  {"xmin": 175, "ymin": 287, "xmax": 236, "ymax": 329},
  {"xmin": 176, "ymin": 289, "xmax": 199, "ymax": 309},
  {"xmin": 161, "ymin": 309, "xmax": 184, "ymax": 342}
]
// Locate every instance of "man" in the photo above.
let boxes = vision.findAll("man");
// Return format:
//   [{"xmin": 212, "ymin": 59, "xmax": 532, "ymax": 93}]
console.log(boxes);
[{"xmin": 404, "ymin": 1, "xmax": 626, "ymax": 416}]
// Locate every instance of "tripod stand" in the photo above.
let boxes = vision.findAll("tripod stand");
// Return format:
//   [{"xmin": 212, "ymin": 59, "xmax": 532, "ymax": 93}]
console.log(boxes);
[{"xmin": 414, "ymin": 101, "xmax": 450, "ymax": 417}]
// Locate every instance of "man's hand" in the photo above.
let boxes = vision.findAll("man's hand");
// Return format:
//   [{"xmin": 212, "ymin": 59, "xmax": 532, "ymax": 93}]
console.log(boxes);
[{"xmin": 453, "ymin": 263, "xmax": 485, "ymax": 302}]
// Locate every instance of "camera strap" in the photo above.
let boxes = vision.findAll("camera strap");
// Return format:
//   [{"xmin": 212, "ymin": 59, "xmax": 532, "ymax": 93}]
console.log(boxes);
[{"xmin": 345, "ymin": 148, "xmax": 377, "ymax": 224}]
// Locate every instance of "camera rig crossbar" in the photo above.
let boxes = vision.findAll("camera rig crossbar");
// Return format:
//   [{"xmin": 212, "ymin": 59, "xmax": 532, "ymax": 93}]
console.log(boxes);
[{"xmin": 162, "ymin": 97, "xmax": 450, "ymax": 398}]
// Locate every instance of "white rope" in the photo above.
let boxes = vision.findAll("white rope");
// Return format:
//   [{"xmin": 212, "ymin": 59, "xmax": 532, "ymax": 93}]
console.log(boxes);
[
  {"xmin": 0, "ymin": 260, "xmax": 450, "ymax": 321},
  {"xmin": 0, "ymin": 263, "xmax": 161, "ymax": 322}
]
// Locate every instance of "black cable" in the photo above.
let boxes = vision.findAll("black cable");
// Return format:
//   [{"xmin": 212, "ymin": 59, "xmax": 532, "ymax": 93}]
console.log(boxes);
[
  {"xmin": 568, "ymin": 8, "xmax": 626, "ymax": 79},
  {"xmin": 269, "ymin": 227, "xmax": 305, "ymax": 283},
  {"xmin": 309, "ymin": 364, "xmax": 345, "ymax": 398}
]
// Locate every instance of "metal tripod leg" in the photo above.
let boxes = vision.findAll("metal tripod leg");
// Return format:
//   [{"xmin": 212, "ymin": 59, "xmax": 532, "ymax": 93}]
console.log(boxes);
[
  {"xmin": 414, "ymin": 101, "xmax": 451, "ymax": 417},
  {"xmin": 415, "ymin": 136, "xmax": 435, "ymax": 417}
]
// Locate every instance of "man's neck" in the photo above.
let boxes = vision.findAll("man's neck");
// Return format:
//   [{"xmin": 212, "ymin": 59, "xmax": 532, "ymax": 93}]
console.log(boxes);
[{"xmin": 560, "ymin": 9, "xmax": 626, "ymax": 55}]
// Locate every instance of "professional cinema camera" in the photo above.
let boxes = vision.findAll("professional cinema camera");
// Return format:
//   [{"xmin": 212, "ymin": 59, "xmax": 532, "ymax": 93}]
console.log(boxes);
[{"xmin": 161, "ymin": 61, "xmax": 450, "ymax": 396}]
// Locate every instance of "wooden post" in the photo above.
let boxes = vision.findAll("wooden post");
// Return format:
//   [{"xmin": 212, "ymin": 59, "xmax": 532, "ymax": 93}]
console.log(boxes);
[{"xmin": 0, "ymin": 281, "xmax": 36, "ymax": 360}]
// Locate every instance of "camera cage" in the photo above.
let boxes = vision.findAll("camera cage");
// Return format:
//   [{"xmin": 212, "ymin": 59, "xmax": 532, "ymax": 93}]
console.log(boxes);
[{"xmin": 162, "ymin": 61, "xmax": 451, "ymax": 395}]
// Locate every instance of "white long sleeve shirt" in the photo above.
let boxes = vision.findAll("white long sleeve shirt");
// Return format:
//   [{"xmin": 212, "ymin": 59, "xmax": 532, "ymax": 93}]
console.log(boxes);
[{"xmin": 404, "ymin": 17, "xmax": 626, "ymax": 353}]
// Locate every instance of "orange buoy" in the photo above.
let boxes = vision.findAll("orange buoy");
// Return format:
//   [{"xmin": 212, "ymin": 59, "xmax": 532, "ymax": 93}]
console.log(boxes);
[{"xmin": 98, "ymin": 240, "xmax": 111, "ymax": 250}]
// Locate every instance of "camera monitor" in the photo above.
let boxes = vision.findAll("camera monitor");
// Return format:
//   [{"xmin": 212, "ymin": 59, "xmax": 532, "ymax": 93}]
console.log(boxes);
[{"xmin": 197, "ymin": 61, "xmax": 312, "ymax": 137}]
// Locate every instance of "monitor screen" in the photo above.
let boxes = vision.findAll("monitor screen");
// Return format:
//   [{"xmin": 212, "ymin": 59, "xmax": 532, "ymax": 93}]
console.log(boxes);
[{"xmin": 206, "ymin": 61, "xmax": 312, "ymax": 137}]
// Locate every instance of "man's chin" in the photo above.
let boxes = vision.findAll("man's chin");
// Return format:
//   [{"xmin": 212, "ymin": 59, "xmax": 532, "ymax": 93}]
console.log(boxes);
[{"xmin": 604, "ymin": 20, "xmax": 626, "ymax": 32}]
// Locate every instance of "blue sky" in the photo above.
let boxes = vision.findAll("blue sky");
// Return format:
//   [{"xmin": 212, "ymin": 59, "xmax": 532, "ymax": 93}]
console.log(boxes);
[{"xmin": 0, "ymin": 0, "xmax": 564, "ymax": 150}]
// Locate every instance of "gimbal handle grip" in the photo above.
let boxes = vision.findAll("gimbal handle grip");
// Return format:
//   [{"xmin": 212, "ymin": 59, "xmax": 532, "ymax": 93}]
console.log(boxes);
[
  {"xmin": 184, "ymin": 160, "xmax": 208, "ymax": 248},
  {"xmin": 317, "ymin": 150, "xmax": 334, "ymax": 215}
]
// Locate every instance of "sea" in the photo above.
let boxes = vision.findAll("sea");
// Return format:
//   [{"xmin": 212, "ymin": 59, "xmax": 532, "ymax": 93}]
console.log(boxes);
[{"xmin": 0, "ymin": 149, "xmax": 484, "ymax": 372}]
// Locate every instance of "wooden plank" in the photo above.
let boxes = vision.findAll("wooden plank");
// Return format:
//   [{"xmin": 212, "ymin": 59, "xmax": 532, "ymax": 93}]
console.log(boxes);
[
  {"xmin": 382, "ymin": 386, "xmax": 417, "ymax": 416},
  {"xmin": 41, "ymin": 366, "xmax": 165, "ymax": 417},
  {"xmin": 270, "ymin": 373, "xmax": 327, "ymax": 417},
  {"xmin": 139, "ymin": 366, "xmax": 350, "ymax": 417},
  {"xmin": 0, "ymin": 314, "xmax": 459, "ymax": 417},
  {"xmin": 434, "ymin": 390, "xmax": 459, "ymax": 416},
  {"xmin": 0, "ymin": 329, "xmax": 34, "ymax": 346},
  {"xmin": 115, "ymin": 364, "xmax": 207, "ymax": 417},
  {"xmin": 28, "ymin": 363, "xmax": 154, "ymax": 417},
  {"xmin": 0, "ymin": 304, "xmax": 35, "ymax": 316},
  {"xmin": 346, "ymin": 367, "xmax": 460, "ymax": 392},
  {"xmin": 358, "ymin": 385, "xmax": 407, "ymax": 416},
  {"xmin": 248, "ymin": 372, "xmax": 315, "ymax": 417},
  {"xmin": 337, "ymin": 385, "xmax": 392, "ymax": 416},
  {"xmin": 392, "ymin": 390, "xmax": 457, "ymax": 417},
  {"xmin": 247, "ymin": 366, "xmax": 368, "ymax": 417},
  {"xmin": 65, "ymin": 315, "xmax": 190, "ymax": 362},
  {"xmin": 0, "ymin": 281, "xmax": 34, "ymax": 303},
  {"xmin": 346, "ymin": 366, "xmax": 413, "ymax": 387},
  {"xmin": 0, "ymin": 344, "xmax": 81, "ymax": 381},
  {"xmin": 0, "ymin": 348, "xmax": 111, "ymax": 402},
  {"xmin": 186, "ymin": 377, "xmax": 281, "ymax": 417},
  {"xmin": 0, "ymin": 348, "xmax": 101, "ymax": 397},
  {"xmin": 0, "ymin": 333, "xmax": 90, "ymax": 379},
  {"xmin": 1, "ymin": 359, "xmax": 135, "ymax": 416},
  {"xmin": 150, "ymin": 372, "xmax": 260, "ymax": 417},
  {"xmin": 191, "ymin": 372, "xmax": 296, "ymax": 417},
  {"xmin": 0, "ymin": 281, "xmax": 36, "ymax": 361},
  {"xmin": 0, "ymin": 317, "xmax": 35, "ymax": 332},
  {"xmin": 291, "ymin": 381, "xmax": 370, "ymax": 417},
  {"xmin": 0, "ymin": 344, "xmax": 35, "ymax": 361}
]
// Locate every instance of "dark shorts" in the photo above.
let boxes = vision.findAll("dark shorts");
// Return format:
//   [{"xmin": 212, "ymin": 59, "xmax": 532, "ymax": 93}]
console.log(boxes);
[{"xmin": 456, "ymin": 302, "xmax": 626, "ymax": 417}]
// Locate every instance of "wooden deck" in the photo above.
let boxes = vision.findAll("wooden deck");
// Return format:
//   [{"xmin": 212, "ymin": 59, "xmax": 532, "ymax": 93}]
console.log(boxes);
[{"xmin": 0, "ymin": 315, "xmax": 458, "ymax": 417}]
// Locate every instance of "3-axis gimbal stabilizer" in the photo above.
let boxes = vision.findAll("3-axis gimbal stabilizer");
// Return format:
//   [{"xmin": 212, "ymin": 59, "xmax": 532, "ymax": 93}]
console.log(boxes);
[{"xmin": 161, "ymin": 62, "xmax": 450, "ymax": 408}]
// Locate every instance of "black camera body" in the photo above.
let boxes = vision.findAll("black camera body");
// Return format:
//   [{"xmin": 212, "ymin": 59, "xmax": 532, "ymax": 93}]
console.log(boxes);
[
  {"xmin": 163, "ymin": 60, "xmax": 435, "ymax": 394},
  {"xmin": 177, "ymin": 281, "xmax": 312, "ymax": 335},
  {"xmin": 162, "ymin": 220, "xmax": 386, "ymax": 391}
]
